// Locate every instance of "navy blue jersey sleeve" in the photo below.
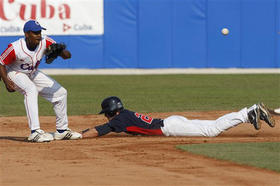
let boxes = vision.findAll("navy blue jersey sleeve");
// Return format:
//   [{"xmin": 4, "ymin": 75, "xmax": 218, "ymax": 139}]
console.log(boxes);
[
  {"xmin": 108, "ymin": 118, "xmax": 126, "ymax": 133},
  {"xmin": 95, "ymin": 123, "xmax": 113, "ymax": 136}
]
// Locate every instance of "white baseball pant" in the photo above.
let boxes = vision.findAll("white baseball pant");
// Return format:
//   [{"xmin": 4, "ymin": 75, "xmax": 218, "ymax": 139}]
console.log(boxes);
[
  {"xmin": 161, "ymin": 108, "xmax": 249, "ymax": 137},
  {"xmin": 7, "ymin": 70, "xmax": 68, "ymax": 131}
]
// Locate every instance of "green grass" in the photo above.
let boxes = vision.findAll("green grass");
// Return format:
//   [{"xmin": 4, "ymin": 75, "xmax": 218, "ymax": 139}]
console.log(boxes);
[
  {"xmin": 0, "ymin": 74, "xmax": 279, "ymax": 116},
  {"xmin": 177, "ymin": 142, "xmax": 280, "ymax": 172}
]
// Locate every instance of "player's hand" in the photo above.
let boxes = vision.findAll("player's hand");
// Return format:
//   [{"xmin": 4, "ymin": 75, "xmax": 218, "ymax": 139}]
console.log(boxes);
[
  {"xmin": 80, "ymin": 128, "xmax": 99, "ymax": 138},
  {"xmin": 4, "ymin": 79, "xmax": 16, "ymax": 92}
]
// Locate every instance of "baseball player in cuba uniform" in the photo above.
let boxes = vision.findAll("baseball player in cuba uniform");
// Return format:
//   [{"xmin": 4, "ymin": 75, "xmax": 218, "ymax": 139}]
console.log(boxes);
[
  {"xmin": 82, "ymin": 96, "xmax": 275, "ymax": 138},
  {"xmin": 0, "ymin": 20, "xmax": 81, "ymax": 142}
]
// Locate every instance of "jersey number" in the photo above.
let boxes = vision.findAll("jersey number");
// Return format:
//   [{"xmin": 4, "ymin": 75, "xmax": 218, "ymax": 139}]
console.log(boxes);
[{"xmin": 135, "ymin": 112, "xmax": 153, "ymax": 124}]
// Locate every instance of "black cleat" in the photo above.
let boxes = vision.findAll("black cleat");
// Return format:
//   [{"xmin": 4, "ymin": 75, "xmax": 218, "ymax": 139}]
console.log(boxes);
[
  {"xmin": 259, "ymin": 103, "xmax": 275, "ymax": 127},
  {"xmin": 248, "ymin": 105, "xmax": 261, "ymax": 130}
]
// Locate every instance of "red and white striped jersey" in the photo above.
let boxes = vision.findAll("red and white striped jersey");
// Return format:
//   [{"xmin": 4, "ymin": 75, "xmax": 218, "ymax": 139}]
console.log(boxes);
[{"xmin": 0, "ymin": 36, "xmax": 55, "ymax": 73}]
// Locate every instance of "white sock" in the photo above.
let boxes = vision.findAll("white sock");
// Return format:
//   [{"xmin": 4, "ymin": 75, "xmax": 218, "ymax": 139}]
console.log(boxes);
[{"xmin": 247, "ymin": 104, "xmax": 257, "ymax": 113}]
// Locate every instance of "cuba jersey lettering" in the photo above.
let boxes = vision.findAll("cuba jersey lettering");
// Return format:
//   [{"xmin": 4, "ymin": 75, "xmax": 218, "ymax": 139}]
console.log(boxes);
[{"xmin": 96, "ymin": 109, "xmax": 164, "ymax": 136}]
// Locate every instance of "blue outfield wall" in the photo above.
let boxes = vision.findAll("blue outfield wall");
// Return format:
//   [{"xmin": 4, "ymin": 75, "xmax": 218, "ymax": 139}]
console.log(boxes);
[{"xmin": 0, "ymin": 0, "xmax": 279, "ymax": 69}]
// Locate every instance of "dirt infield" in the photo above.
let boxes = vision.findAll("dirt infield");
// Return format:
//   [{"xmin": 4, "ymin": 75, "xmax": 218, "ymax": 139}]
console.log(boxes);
[{"xmin": 1, "ymin": 111, "xmax": 279, "ymax": 186}]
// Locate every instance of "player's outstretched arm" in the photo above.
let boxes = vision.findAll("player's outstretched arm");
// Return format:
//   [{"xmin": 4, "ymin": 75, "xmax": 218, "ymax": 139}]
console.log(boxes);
[
  {"xmin": 81, "ymin": 128, "xmax": 99, "ymax": 138},
  {"xmin": 81, "ymin": 123, "xmax": 113, "ymax": 138}
]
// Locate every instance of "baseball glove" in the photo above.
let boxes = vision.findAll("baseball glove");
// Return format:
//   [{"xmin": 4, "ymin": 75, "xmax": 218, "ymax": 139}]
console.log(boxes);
[{"xmin": 45, "ymin": 43, "xmax": 66, "ymax": 64}]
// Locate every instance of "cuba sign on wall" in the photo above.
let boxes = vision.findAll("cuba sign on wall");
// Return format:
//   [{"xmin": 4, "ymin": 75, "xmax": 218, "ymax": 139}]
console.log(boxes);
[{"xmin": 0, "ymin": 0, "xmax": 104, "ymax": 36}]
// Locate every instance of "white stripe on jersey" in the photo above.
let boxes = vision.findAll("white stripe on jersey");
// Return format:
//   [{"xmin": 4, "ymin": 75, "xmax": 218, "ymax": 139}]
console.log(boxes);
[
  {"xmin": 1, "ymin": 45, "xmax": 14, "ymax": 62},
  {"xmin": 0, "ymin": 56, "xmax": 3, "ymax": 65}
]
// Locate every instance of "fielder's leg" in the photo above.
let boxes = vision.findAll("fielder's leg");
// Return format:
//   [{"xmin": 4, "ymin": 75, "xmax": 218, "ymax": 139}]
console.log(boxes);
[
  {"xmin": 31, "ymin": 70, "xmax": 68, "ymax": 130},
  {"xmin": 32, "ymin": 70, "xmax": 81, "ymax": 140},
  {"xmin": 7, "ymin": 71, "xmax": 40, "ymax": 130},
  {"xmin": 7, "ymin": 71, "xmax": 54, "ymax": 142}
]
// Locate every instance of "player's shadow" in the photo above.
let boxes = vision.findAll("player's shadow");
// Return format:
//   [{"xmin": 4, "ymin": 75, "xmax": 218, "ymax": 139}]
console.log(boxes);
[{"xmin": 0, "ymin": 136, "xmax": 28, "ymax": 142}]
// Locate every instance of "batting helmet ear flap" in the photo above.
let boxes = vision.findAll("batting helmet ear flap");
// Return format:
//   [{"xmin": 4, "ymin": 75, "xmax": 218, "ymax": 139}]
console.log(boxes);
[{"xmin": 99, "ymin": 96, "xmax": 124, "ymax": 115}]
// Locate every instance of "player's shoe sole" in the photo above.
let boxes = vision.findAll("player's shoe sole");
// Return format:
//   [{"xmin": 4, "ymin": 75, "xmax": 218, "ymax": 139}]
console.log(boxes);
[
  {"xmin": 259, "ymin": 103, "xmax": 275, "ymax": 128},
  {"xmin": 248, "ymin": 105, "xmax": 261, "ymax": 130}
]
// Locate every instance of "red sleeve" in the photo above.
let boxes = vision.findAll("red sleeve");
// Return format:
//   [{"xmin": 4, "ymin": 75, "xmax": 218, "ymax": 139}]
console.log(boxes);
[
  {"xmin": 0, "ymin": 44, "xmax": 16, "ymax": 65},
  {"xmin": 46, "ymin": 36, "xmax": 56, "ymax": 48}
]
